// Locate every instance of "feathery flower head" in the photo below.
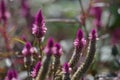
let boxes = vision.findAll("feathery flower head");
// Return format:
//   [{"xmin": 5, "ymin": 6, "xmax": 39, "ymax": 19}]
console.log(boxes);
[
  {"xmin": 53, "ymin": 43, "xmax": 62, "ymax": 57},
  {"xmin": 44, "ymin": 37, "xmax": 54, "ymax": 56},
  {"xmin": 74, "ymin": 29, "xmax": 86, "ymax": 48},
  {"xmin": 22, "ymin": 42, "xmax": 35, "ymax": 56},
  {"xmin": 32, "ymin": 9, "xmax": 47, "ymax": 39},
  {"xmin": 31, "ymin": 61, "xmax": 41, "ymax": 78},
  {"xmin": 4, "ymin": 69, "xmax": 18, "ymax": 80},
  {"xmin": 63, "ymin": 63, "xmax": 70, "ymax": 73},
  {"xmin": 89, "ymin": 29, "xmax": 97, "ymax": 40}
]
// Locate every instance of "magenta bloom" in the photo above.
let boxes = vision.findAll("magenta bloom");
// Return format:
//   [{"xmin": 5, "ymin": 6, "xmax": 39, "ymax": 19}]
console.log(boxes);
[
  {"xmin": 21, "ymin": 0, "xmax": 30, "ymax": 17},
  {"xmin": 0, "ymin": 0, "xmax": 9, "ymax": 23},
  {"xmin": 74, "ymin": 29, "xmax": 86, "ymax": 49},
  {"xmin": 111, "ymin": 27, "xmax": 120, "ymax": 44},
  {"xmin": 90, "ymin": 6, "xmax": 102, "ymax": 28},
  {"xmin": 53, "ymin": 43, "xmax": 62, "ymax": 57},
  {"xmin": 44, "ymin": 38, "xmax": 54, "ymax": 56},
  {"xmin": 4, "ymin": 69, "xmax": 18, "ymax": 80},
  {"xmin": 63, "ymin": 63, "xmax": 70, "ymax": 73},
  {"xmin": 32, "ymin": 9, "xmax": 47, "ymax": 39},
  {"xmin": 22, "ymin": 42, "xmax": 34, "ymax": 56},
  {"xmin": 31, "ymin": 61, "xmax": 41, "ymax": 78}
]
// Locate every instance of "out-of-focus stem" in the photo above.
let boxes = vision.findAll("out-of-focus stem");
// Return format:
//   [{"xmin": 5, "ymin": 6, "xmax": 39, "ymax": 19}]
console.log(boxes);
[
  {"xmin": 0, "ymin": 24, "xmax": 11, "ymax": 51},
  {"xmin": 35, "ymin": 55, "xmax": 51, "ymax": 80},
  {"xmin": 69, "ymin": 49, "xmax": 82, "ymax": 69},
  {"xmin": 45, "ymin": 19, "xmax": 78, "ymax": 24},
  {"xmin": 38, "ymin": 39, "xmax": 43, "ymax": 58},
  {"xmin": 53, "ymin": 56, "xmax": 60, "ymax": 79},
  {"xmin": 78, "ymin": 0, "xmax": 88, "ymax": 37}
]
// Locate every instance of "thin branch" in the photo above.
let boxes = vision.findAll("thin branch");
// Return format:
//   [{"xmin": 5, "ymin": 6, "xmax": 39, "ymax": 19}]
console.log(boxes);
[
  {"xmin": 45, "ymin": 19, "xmax": 78, "ymax": 24},
  {"xmin": 78, "ymin": 0, "xmax": 88, "ymax": 37},
  {"xmin": 79, "ymin": 0, "xmax": 85, "ymax": 16},
  {"xmin": 106, "ymin": 13, "xmax": 111, "ymax": 28}
]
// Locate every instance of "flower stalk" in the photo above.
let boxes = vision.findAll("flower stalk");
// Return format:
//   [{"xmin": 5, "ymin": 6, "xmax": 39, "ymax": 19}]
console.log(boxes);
[
  {"xmin": 35, "ymin": 38, "xmax": 54, "ymax": 80},
  {"xmin": 62, "ymin": 63, "xmax": 71, "ymax": 80},
  {"xmin": 69, "ymin": 29, "xmax": 86, "ymax": 69},
  {"xmin": 71, "ymin": 29, "xmax": 97, "ymax": 80},
  {"xmin": 53, "ymin": 43, "xmax": 62, "ymax": 79}
]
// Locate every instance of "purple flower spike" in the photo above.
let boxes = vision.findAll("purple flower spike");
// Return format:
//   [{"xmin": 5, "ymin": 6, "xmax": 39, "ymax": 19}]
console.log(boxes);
[
  {"xmin": 4, "ymin": 69, "xmax": 18, "ymax": 80},
  {"xmin": 0, "ymin": 0, "xmax": 9, "ymax": 23},
  {"xmin": 44, "ymin": 38, "xmax": 54, "ymax": 56},
  {"xmin": 31, "ymin": 61, "xmax": 41, "ymax": 78},
  {"xmin": 53, "ymin": 43, "xmax": 62, "ymax": 56},
  {"xmin": 1, "ymin": 0, "xmax": 5, "ymax": 15},
  {"xmin": 74, "ymin": 29, "xmax": 86, "ymax": 48},
  {"xmin": 89, "ymin": 29, "xmax": 97, "ymax": 40},
  {"xmin": 63, "ymin": 63, "xmax": 70, "ymax": 73},
  {"xmin": 22, "ymin": 42, "xmax": 33, "ymax": 56},
  {"xmin": 32, "ymin": 9, "xmax": 47, "ymax": 39}
]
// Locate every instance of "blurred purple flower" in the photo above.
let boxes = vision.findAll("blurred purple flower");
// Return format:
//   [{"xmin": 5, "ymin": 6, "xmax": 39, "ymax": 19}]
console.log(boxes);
[
  {"xmin": 21, "ymin": 0, "xmax": 30, "ymax": 17},
  {"xmin": 4, "ymin": 69, "xmax": 18, "ymax": 80},
  {"xmin": 21, "ymin": 35, "xmax": 27, "ymax": 42},
  {"xmin": 74, "ymin": 28, "xmax": 86, "ymax": 49},
  {"xmin": 31, "ymin": 61, "xmax": 41, "ymax": 78},
  {"xmin": 89, "ymin": 6, "xmax": 102, "ymax": 28},
  {"xmin": 32, "ymin": 9, "xmax": 47, "ymax": 39},
  {"xmin": 44, "ymin": 37, "xmax": 54, "ymax": 56},
  {"xmin": 53, "ymin": 43, "xmax": 62, "ymax": 57},
  {"xmin": 111, "ymin": 27, "xmax": 120, "ymax": 44},
  {"xmin": 0, "ymin": 0, "xmax": 9, "ymax": 23},
  {"xmin": 89, "ymin": 29, "xmax": 97, "ymax": 40}
]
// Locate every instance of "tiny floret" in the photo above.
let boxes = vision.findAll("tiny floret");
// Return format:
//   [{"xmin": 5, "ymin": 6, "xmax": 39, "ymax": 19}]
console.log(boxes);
[
  {"xmin": 63, "ymin": 63, "xmax": 70, "ymax": 73},
  {"xmin": 53, "ymin": 43, "xmax": 62, "ymax": 56},
  {"xmin": 43, "ymin": 37, "xmax": 54, "ymax": 56},
  {"xmin": 74, "ymin": 29, "xmax": 86, "ymax": 48},
  {"xmin": 89, "ymin": 29, "xmax": 97, "ymax": 40},
  {"xmin": 22, "ymin": 42, "xmax": 34, "ymax": 56}
]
